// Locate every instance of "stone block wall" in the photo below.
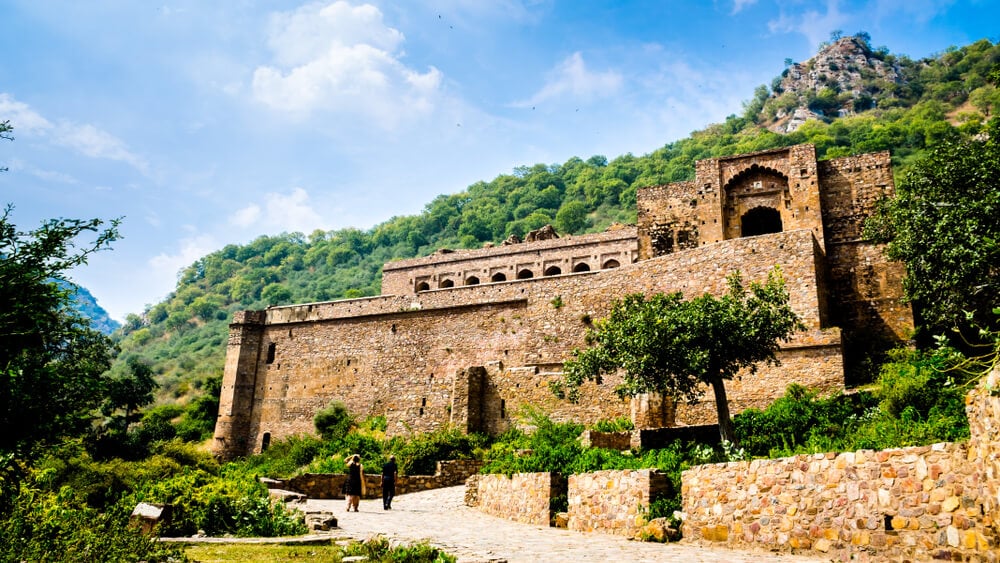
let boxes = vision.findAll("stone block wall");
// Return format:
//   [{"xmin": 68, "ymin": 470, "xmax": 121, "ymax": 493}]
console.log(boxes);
[
  {"xmin": 281, "ymin": 459, "xmax": 483, "ymax": 500},
  {"xmin": 680, "ymin": 366, "xmax": 1000, "ymax": 561},
  {"xmin": 475, "ymin": 472, "xmax": 566, "ymax": 527},
  {"xmin": 215, "ymin": 228, "xmax": 845, "ymax": 457},
  {"xmin": 567, "ymin": 469, "xmax": 671, "ymax": 537}
]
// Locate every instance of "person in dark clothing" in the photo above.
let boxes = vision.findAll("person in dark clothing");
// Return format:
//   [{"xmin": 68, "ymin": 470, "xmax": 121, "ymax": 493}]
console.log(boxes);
[
  {"xmin": 344, "ymin": 454, "xmax": 364, "ymax": 512},
  {"xmin": 381, "ymin": 455, "xmax": 398, "ymax": 510}
]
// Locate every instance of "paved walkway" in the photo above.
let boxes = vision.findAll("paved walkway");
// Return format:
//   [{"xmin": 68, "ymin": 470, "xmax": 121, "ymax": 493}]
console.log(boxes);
[{"xmin": 303, "ymin": 486, "xmax": 833, "ymax": 563}]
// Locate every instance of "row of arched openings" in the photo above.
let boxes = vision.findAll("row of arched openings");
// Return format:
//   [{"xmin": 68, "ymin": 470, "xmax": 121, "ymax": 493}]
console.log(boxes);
[{"xmin": 415, "ymin": 259, "xmax": 622, "ymax": 292}]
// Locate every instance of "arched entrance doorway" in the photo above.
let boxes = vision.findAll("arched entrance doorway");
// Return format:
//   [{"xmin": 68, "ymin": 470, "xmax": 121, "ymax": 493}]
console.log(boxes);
[{"xmin": 740, "ymin": 207, "xmax": 783, "ymax": 237}]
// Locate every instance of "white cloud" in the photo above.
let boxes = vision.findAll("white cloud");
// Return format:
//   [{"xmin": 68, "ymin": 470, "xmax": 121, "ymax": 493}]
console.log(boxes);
[
  {"xmin": 251, "ymin": 1, "xmax": 444, "ymax": 129},
  {"xmin": 229, "ymin": 187, "xmax": 327, "ymax": 234},
  {"xmin": 149, "ymin": 234, "xmax": 220, "ymax": 283},
  {"xmin": 731, "ymin": 0, "xmax": 758, "ymax": 14},
  {"xmin": 768, "ymin": 0, "xmax": 850, "ymax": 50},
  {"xmin": 52, "ymin": 123, "xmax": 149, "ymax": 173},
  {"xmin": 0, "ymin": 92, "xmax": 148, "ymax": 173},
  {"xmin": 513, "ymin": 52, "xmax": 623, "ymax": 108},
  {"xmin": 0, "ymin": 93, "xmax": 53, "ymax": 134},
  {"xmin": 230, "ymin": 204, "xmax": 261, "ymax": 228},
  {"xmin": 266, "ymin": 1, "xmax": 403, "ymax": 67},
  {"xmin": 30, "ymin": 168, "xmax": 78, "ymax": 184},
  {"xmin": 642, "ymin": 58, "xmax": 750, "ymax": 134}
]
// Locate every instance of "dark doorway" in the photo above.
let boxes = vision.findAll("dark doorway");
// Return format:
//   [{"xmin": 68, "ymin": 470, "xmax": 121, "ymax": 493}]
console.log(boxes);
[
  {"xmin": 741, "ymin": 207, "xmax": 782, "ymax": 237},
  {"xmin": 465, "ymin": 276, "xmax": 480, "ymax": 285},
  {"xmin": 544, "ymin": 266, "xmax": 561, "ymax": 276},
  {"xmin": 491, "ymin": 272, "xmax": 507, "ymax": 282}
]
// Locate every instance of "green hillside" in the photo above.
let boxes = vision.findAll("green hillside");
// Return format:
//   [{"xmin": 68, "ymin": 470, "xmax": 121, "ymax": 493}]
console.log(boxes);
[{"xmin": 111, "ymin": 34, "xmax": 1000, "ymax": 406}]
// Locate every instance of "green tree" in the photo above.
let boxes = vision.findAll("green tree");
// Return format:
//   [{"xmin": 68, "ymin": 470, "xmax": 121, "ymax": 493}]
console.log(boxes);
[
  {"xmin": 314, "ymin": 400, "xmax": 354, "ymax": 441},
  {"xmin": 865, "ymin": 117, "xmax": 1000, "ymax": 334},
  {"xmin": 0, "ymin": 205, "xmax": 121, "ymax": 456},
  {"xmin": 102, "ymin": 356, "xmax": 157, "ymax": 432},
  {"xmin": 554, "ymin": 200, "xmax": 590, "ymax": 234},
  {"xmin": 560, "ymin": 269, "xmax": 803, "ymax": 444}
]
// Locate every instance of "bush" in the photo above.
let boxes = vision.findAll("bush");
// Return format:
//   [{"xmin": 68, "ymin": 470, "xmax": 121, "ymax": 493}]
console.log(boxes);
[
  {"xmin": 344, "ymin": 536, "xmax": 456, "ymax": 563},
  {"xmin": 131, "ymin": 464, "xmax": 307, "ymax": 537},
  {"xmin": 591, "ymin": 416, "xmax": 634, "ymax": 432},
  {"xmin": 0, "ymin": 484, "xmax": 186, "ymax": 562},
  {"xmin": 392, "ymin": 428, "xmax": 487, "ymax": 475},
  {"xmin": 313, "ymin": 401, "xmax": 354, "ymax": 441}
]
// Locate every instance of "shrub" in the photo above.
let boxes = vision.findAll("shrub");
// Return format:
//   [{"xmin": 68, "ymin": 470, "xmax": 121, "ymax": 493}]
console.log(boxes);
[
  {"xmin": 313, "ymin": 400, "xmax": 355, "ymax": 441},
  {"xmin": 131, "ymin": 464, "xmax": 307, "ymax": 537},
  {"xmin": 591, "ymin": 416, "xmax": 634, "ymax": 432},
  {"xmin": 392, "ymin": 428, "xmax": 487, "ymax": 475},
  {"xmin": 344, "ymin": 536, "xmax": 456, "ymax": 563},
  {"xmin": 0, "ymin": 484, "xmax": 186, "ymax": 562}
]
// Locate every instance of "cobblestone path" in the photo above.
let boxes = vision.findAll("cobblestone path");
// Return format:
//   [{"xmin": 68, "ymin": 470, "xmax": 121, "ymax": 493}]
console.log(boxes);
[{"xmin": 304, "ymin": 486, "xmax": 833, "ymax": 563}]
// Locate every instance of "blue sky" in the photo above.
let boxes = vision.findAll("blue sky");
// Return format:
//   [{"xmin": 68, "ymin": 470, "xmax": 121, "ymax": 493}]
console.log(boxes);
[{"xmin": 1, "ymin": 0, "xmax": 996, "ymax": 321}]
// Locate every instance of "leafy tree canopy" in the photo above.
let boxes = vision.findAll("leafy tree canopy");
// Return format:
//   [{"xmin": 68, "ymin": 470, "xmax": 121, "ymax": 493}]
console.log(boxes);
[
  {"xmin": 865, "ymin": 117, "xmax": 1000, "ymax": 335},
  {"xmin": 559, "ymin": 268, "xmax": 804, "ymax": 443},
  {"xmin": 0, "ymin": 205, "xmax": 121, "ymax": 456}
]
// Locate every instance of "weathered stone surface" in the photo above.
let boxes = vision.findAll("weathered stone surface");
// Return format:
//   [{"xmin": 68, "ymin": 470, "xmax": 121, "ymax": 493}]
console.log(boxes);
[
  {"xmin": 680, "ymin": 365, "xmax": 1000, "ymax": 562},
  {"xmin": 475, "ymin": 472, "xmax": 565, "ymax": 527},
  {"xmin": 304, "ymin": 511, "xmax": 337, "ymax": 532},
  {"xmin": 567, "ymin": 469, "xmax": 670, "ymax": 538}
]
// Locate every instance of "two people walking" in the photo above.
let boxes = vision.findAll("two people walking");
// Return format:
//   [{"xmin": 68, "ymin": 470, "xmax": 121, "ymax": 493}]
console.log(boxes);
[{"xmin": 343, "ymin": 454, "xmax": 398, "ymax": 512}]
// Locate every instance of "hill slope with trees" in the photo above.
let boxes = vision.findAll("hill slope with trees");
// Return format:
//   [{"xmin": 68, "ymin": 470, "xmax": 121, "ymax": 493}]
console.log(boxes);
[{"xmin": 110, "ymin": 35, "xmax": 1000, "ymax": 409}]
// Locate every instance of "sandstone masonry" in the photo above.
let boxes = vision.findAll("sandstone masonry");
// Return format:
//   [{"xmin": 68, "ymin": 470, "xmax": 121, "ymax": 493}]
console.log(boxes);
[
  {"xmin": 213, "ymin": 145, "xmax": 911, "ymax": 459},
  {"xmin": 680, "ymin": 366, "xmax": 1000, "ymax": 561}
]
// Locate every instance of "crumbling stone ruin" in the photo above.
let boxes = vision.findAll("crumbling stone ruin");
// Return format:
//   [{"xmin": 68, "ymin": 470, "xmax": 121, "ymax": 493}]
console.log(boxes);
[{"xmin": 212, "ymin": 144, "xmax": 911, "ymax": 460}]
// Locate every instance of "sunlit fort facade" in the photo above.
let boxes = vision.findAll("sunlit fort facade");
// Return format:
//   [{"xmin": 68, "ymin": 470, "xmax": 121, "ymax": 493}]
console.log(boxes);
[{"xmin": 213, "ymin": 144, "xmax": 912, "ymax": 460}]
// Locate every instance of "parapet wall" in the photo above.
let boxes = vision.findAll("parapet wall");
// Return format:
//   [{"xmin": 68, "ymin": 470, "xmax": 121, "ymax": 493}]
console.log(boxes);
[
  {"xmin": 471, "ymin": 468, "xmax": 669, "ymax": 537},
  {"xmin": 568, "ymin": 469, "xmax": 670, "ymax": 537},
  {"xmin": 475, "ymin": 472, "xmax": 566, "ymax": 527},
  {"xmin": 680, "ymin": 366, "xmax": 1000, "ymax": 561}
]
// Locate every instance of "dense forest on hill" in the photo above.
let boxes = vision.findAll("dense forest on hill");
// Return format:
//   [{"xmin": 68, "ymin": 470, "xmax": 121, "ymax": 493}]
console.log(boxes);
[{"xmin": 110, "ymin": 35, "xmax": 1000, "ymax": 407}]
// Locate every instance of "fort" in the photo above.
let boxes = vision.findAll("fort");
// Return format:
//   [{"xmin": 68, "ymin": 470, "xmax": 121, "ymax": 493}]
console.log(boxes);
[{"xmin": 212, "ymin": 144, "xmax": 912, "ymax": 460}]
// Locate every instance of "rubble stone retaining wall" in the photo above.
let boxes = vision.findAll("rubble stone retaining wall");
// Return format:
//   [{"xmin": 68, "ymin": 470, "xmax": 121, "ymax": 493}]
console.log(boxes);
[
  {"xmin": 280, "ymin": 459, "xmax": 483, "ymax": 500},
  {"xmin": 568, "ymin": 469, "xmax": 671, "ymax": 537},
  {"xmin": 474, "ymin": 472, "xmax": 566, "ymax": 526},
  {"xmin": 681, "ymin": 366, "xmax": 1000, "ymax": 561}
]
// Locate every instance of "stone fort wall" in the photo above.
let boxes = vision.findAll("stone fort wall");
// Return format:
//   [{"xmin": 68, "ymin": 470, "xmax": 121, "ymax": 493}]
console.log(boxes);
[
  {"xmin": 214, "ymin": 229, "xmax": 841, "ymax": 458},
  {"xmin": 212, "ymin": 145, "xmax": 912, "ymax": 460}
]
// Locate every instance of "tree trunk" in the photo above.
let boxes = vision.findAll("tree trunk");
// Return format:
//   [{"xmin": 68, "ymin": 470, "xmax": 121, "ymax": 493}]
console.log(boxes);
[{"xmin": 710, "ymin": 376, "xmax": 737, "ymax": 445}]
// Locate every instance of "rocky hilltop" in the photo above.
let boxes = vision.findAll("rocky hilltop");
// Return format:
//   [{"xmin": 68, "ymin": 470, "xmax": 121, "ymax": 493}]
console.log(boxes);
[{"xmin": 766, "ymin": 35, "xmax": 906, "ymax": 133}]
